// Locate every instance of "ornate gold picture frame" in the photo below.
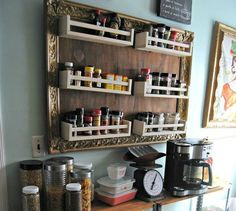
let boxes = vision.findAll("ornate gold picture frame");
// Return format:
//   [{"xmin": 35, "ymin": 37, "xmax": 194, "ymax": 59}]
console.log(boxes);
[
  {"xmin": 203, "ymin": 22, "xmax": 236, "ymax": 128},
  {"xmin": 46, "ymin": 0, "xmax": 193, "ymax": 154}
]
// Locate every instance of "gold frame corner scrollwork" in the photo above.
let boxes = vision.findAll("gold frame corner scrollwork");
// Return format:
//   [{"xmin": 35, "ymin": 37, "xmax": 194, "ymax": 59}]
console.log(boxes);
[{"xmin": 46, "ymin": 0, "xmax": 193, "ymax": 154}]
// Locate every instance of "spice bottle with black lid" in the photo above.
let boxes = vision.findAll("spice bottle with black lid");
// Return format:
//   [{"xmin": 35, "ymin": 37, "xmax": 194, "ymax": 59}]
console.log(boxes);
[{"xmin": 101, "ymin": 106, "xmax": 110, "ymax": 135}]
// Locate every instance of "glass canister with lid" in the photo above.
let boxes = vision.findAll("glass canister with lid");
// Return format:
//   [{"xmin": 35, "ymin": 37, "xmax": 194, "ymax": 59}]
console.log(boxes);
[
  {"xmin": 44, "ymin": 160, "xmax": 67, "ymax": 211},
  {"xmin": 20, "ymin": 160, "xmax": 43, "ymax": 192},
  {"xmin": 66, "ymin": 183, "xmax": 82, "ymax": 211},
  {"xmin": 22, "ymin": 185, "xmax": 40, "ymax": 211},
  {"xmin": 69, "ymin": 164, "xmax": 92, "ymax": 211},
  {"xmin": 48, "ymin": 156, "xmax": 74, "ymax": 173}
]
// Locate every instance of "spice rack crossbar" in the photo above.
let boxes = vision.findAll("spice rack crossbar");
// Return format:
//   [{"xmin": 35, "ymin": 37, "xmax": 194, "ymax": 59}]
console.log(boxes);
[
  {"xmin": 59, "ymin": 71, "xmax": 132, "ymax": 95},
  {"xmin": 61, "ymin": 120, "xmax": 132, "ymax": 141},
  {"xmin": 134, "ymin": 81, "xmax": 189, "ymax": 99},
  {"xmin": 59, "ymin": 15, "xmax": 134, "ymax": 47},
  {"xmin": 135, "ymin": 32, "xmax": 192, "ymax": 57},
  {"xmin": 132, "ymin": 119, "xmax": 186, "ymax": 137}
]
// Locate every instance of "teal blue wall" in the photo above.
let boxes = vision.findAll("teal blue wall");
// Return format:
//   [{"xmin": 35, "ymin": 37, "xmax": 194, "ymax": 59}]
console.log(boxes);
[{"xmin": 1, "ymin": 0, "xmax": 236, "ymax": 211}]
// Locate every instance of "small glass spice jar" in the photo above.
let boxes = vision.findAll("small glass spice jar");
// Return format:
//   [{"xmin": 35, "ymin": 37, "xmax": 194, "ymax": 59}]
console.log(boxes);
[
  {"xmin": 141, "ymin": 68, "xmax": 152, "ymax": 94},
  {"xmin": 114, "ymin": 74, "xmax": 123, "ymax": 91},
  {"xmin": 22, "ymin": 186, "xmax": 40, "ymax": 211},
  {"xmin": 122, "ymin": 75, "xmax": 128, "ymax": 91},
  {"xmin": 110, "ymin": 111, "xmax": 122, "ymax": 134},
  {"xmin": 84, "ymin": 116, "xmax": 93, "ymax": 135},
  {"xmin": 64, "ymin": 62, "xmax": 74, "ymax": 85},
  {"xmin": 156, "ymin": 24, "xmax": 166, "ymax": 47},
  {"xmin": 153, "ymin": 113, "xmax": 165, "ymax": 132},
  {"xmin": 66, "ymin": 183, "xmax": 82, "ymax": 211},
  {"xmin": 20, "ymin": 160, "xmax": 43, "ymax": 192},
  {"xmin": 151, "ymin": 72, "xmax": 161, "ymax": 94},
  {"xmin": 147, "ymin": 112, "xmax": 154, "ymax": 132},
  {"xmin": 84, "ymin": 66, "xmax": 94, "ymax": 87},
  {"xmin": 159, "ymin": 73, "xmax": 171, "ymax": 94},
  {"xmin": 104, "ymin": 73, "xmax": 115, "ymax": 90},
  {"xmin": 152, "ymin": 27, "xmax": 158, "ymax": 46},
  {"xmin": 74, "ymin": 70, "xmax": 81, "ymax": 87},
  {"xmin": 100, "ymin": 106, "xmax": 109, "ymax": 135},
  {"xmin": 76, "ymin": 107, "xmax": 84, "ymax": 128},
  {"xmin": 93, "ymin": 68, "xmax": 102, "ymax": 88},
  {"xmin": 92, "ymin": 109, "xmax": 102, "ymax": 135}
]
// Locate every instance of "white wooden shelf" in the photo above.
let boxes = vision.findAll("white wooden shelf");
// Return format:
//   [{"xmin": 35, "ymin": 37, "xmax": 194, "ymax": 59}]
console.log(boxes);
[
  {"xmin": 60, "ymin": 71, "xmax": 132, "ymax": 95},
  {"xmin": 135, "ymin": 32, "xmax": 192, "ymax": 57},
  {"xmin": 61, "ymin": 120, "xmax": 132, "ymax": 141},
  {"xmin": 59, "ymin": 15, "xmax": 134, "ymax": 47},
  {"xmin": 132, "ymin": 119, "xmax": 186, "ymax": 137},
  {"xmin": 134, "ymin": 81, "xmax": 188, "ymax": 99}
]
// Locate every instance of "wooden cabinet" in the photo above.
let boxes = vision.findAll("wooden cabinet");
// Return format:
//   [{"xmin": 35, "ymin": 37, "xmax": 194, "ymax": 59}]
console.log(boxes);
[{"xmin": 46, "ymin": 0, "xmax": 194, "ymax": 154}]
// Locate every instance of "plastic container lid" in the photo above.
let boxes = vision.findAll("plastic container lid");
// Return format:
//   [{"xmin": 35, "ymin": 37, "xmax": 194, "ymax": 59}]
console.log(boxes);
[
  {"xmin": 22, "ymin": 186, "xmax": 39, "ymax": 194},
  {"xmin": 74, "ymin": 162, "xmax": 93, "ymax": 170},
  {"xmin": 97, "ymin": 176, "xmax": 135, "ymax": 188},
  {"xmin": 20, "ymin": 160, "xmax": 43, "ymax": 170},
  {"xmin": 66, "ymin": 183, "xmax": 81, "ymax": 191}
]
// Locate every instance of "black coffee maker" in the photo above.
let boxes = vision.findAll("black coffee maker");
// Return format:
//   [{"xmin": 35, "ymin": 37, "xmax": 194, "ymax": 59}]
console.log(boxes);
[{"xmin": 164, "ymin": 138, "xmax": 213, "ymax": 196}]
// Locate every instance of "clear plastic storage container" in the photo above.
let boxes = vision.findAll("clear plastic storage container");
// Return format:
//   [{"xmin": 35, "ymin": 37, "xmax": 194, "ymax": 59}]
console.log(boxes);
[{"xmin": 97, "ymin": 176, "xmax": 135, "ymax": 194}]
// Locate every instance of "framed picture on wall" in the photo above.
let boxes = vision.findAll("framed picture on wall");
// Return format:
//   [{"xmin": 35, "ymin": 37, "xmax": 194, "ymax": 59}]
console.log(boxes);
[{"xmin": 203, "ymin": 22, "xmax": 236, "ymax": 128}]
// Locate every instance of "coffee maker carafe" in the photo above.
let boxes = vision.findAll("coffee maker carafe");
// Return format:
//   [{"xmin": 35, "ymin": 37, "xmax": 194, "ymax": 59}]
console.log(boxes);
[{"xmin": 164, "ymin": 138, "xmax": 213, "ymax": 196}]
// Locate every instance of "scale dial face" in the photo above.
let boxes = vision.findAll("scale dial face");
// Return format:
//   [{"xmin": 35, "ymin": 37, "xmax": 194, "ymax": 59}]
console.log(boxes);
[{"xmin": 143, "ymin": 170, "xmax": 163, "ymax": 196}]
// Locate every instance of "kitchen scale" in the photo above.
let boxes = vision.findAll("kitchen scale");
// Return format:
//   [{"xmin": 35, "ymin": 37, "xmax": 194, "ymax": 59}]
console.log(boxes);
[{"xmin": 124, "ymin": 145, "xmax": 166, "ymax": 202}]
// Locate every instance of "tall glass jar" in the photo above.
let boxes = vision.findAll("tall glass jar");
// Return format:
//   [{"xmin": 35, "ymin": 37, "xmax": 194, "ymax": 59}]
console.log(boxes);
[
  {"xmin": 44, "ymin": 161, "xmax": 67, "ymax": 211},
  {"xmin": 66, "ymin": 183, "xmax": 82, "ymax": 211},
  {"xmin": 69, "ymin": 167, "xmax": 92, "ymax": 211},
  {"xmin": 20, "ymin": 160, "xmax": 43, "ymax": 192},
  {"xmin": 22, "ymin": 186, "xmax": 40, "ymax": 211}
]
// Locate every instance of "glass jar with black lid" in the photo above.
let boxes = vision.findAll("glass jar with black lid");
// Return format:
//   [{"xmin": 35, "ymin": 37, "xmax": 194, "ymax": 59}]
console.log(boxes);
[{"xmin": 20, "ymin": 160, "xmax": 43, "ymax": 191}]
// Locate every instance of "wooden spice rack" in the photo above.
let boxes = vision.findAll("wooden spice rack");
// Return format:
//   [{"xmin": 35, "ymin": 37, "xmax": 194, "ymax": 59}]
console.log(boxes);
[
  {"xmin": 135, "ymin": 32, "xmax": 192, "ymax": 57},
  {"xmin": 61, "ymin": 120, "xmax": 132, "ymax": 141},
  {"xmin": 59, "ymin": 15, "xmax": 134, "ymax": 47},
  {"xmin": 134, "ymin": 81, "xmax": 189, "ymax": 99},
  {"xmin": 132, "ymin": 119, "xmax": 186, "ymax": 136},
  {"xmin": 59, "ymin": 71, "xmax": 132, "ymax": 95}
]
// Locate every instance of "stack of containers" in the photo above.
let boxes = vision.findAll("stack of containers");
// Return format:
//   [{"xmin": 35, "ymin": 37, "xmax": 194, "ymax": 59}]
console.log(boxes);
[{"xmin": 95, "ymin": 163, "xmax": 137, "ymax": 206}]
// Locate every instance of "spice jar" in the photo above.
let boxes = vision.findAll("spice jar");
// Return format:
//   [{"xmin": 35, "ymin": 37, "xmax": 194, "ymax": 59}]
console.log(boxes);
[
  {"xmin": 93, "ymin": 68, "xmax": 102, "ymax": 88},
  {"xmin": 92, "ymin": 109, "xmax": 101, "ymax": 135},
  {"xmin": 168, "ymin": 31, "xmax": 178, "ymax": 49},
  {"xmin": 157, "ymin": 24, "xmax": 166, "ymax": 47},
  {"xmin": 84, "ymin": 116, "xmax": 93, "ymax": 135},
  {"xmin": 151, "ymin": 72, "xmax": 161, "ymax": 94},
  {"xmin": 104, "ymin": 73, "xmax": 114, "ymax": 90},
  {"xmin": 164, "ymin": 113, "xmax": 180, "ymax": 131},
  {"xmin": 147, "ymin": 112, "xmax": 154, "ymax": 132},
  {"xmin": 153, "ymin": 113, "xmax": 165, "ymax": 132},
  {"xmin": 163, "ymin": 26, "xmax": 171, "ymax": 48},
  {"xmin": 22, "ymin": 186, "xmax": 40, "ymax": 211},
  {"xmin": 110, "ymin": 111, "xmax": 122, "ymax": 134},
  {"xmin": 179, "ymin": 81, "xmax": 187, "ymax": 96},
  {"xmin": 76, "ymin": 107, "xmax": 84, "ymax": 129},
  {"xmin": 122, "ymin": 75, "xmax": 128, "ymax": 91},
  {"xmin": 171, "ymin": 74, "xmax": 177, "ymax": 95},
  {"xmin": 20, "ymin": 160, "xmax": 43, "ymax": 191},
  {"xmin": 75, "ymin": 70, "xmax": 81, "ymax": 87},
  {"xmin": 66, "ymin": 183, "xmax": 82, "ymax": 211},
  {"xmin": 114, "ymin": 74, "xmax": 123, "ymax": 91},
  {"xmin": 159, "ymin": 73, "xmax": 171, "ymax": 94},
  {"xmin": 101, "ymin": 106, "xmax": 109, "ymax": 135},
  {"xmin": 69, "ymin": 168, "xmax": 92, "ymax": 211},
  {"xmin": 147, "ymin": 24, "xmax": 153, "ymax": 45},
  {"xmin": 141, "ymin": 68, "xmax": 152, "ymax": 94},
  {"xmin": 64, "ymin": 62, "xmax": 74, "ymax": 85},
  {"xmin": 84, "ymin": 66, "xmax": 94, "ymax": 87},
  {"xmin": 152, "ymin": 27, "xmax": 158, "ymax": 46},
  {"xmin": 44, "ymin": 161, "xmax": 67, "ymax": 211}
]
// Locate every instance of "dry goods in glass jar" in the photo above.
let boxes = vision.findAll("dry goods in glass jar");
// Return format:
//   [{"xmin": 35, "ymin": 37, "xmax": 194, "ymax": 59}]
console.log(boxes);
[{"xmin": 22, "ymin": 186, "xmax": 40, "ymax": 211}]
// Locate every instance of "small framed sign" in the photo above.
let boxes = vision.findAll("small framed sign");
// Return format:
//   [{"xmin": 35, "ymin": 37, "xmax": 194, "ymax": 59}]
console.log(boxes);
[{"xmin": 157, "ymin": 0, "xmax": 192, "ymax": 24}]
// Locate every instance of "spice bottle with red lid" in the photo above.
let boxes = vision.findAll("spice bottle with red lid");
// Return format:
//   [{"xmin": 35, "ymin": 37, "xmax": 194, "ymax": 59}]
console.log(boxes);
[
  {"xmin": 141, "ymin": 68, "xmax": 152, "ymax": 94},
  {"xmin": 92, "ymin": 109, "xmax": 101, "ymax": 135}
]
